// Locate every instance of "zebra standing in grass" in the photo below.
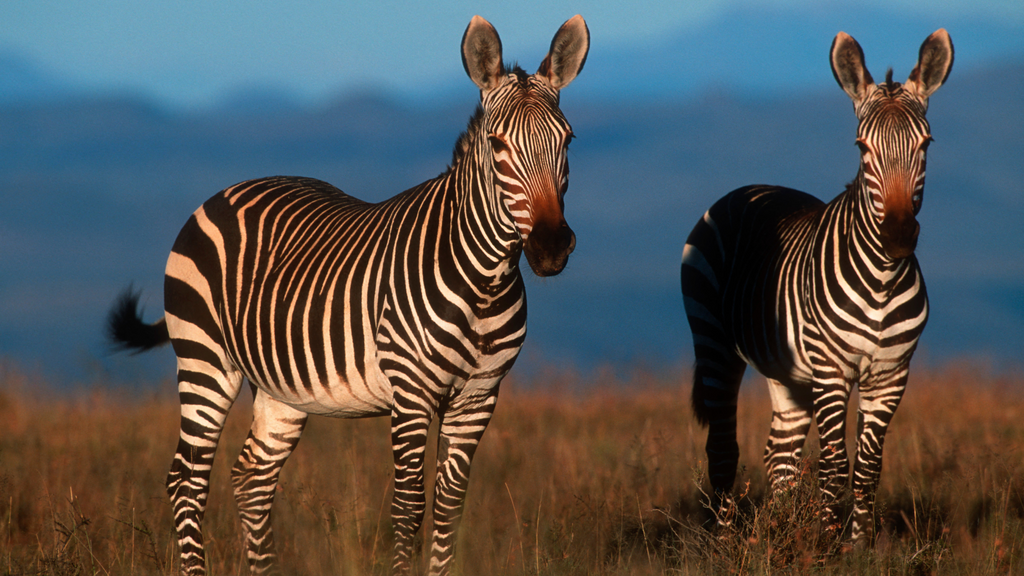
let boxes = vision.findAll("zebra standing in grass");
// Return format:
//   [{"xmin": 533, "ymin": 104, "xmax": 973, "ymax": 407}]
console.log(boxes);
[
  {"xmin": 680, "ymin": 30, "xmax": 952, "ymax": 545},
  {"xmin": 107, "ymin": 15, "xmax": 588, "ymax": 576}
]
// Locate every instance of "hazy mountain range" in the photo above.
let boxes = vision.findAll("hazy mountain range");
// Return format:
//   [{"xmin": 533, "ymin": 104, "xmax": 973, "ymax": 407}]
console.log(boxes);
[{"xmin": 1, "ymin": 7, "xmax": 1022, "ymax": 384}]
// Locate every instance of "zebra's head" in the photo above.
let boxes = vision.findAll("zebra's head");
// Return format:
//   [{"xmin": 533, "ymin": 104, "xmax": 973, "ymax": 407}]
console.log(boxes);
[
  {"xmin": 831, "ymin": 29, "xmax": 953, "ymax": 261},
  {"xmin": 461, "ymin": 15, "xmax": 589, "ymax": 277}
]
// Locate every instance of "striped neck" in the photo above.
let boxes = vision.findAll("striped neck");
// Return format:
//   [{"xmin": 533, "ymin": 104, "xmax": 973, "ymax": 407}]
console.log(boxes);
[
  {"xmin": 447, "ymin": 113, "xmax": 523, "ymax": 276},
  {"xmin": 836, "ymin": 171, "xmax": 913, "ymax": 274}
]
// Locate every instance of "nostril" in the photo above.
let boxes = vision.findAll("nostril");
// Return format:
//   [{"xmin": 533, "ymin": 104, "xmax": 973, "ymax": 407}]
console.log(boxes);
[{"xmin": 560, "ymin": 222, "xmax": 575, "ymax": 252}]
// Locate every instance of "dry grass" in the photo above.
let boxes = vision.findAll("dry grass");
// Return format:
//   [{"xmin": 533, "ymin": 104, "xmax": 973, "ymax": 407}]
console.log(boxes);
[{"xmin": 1, "ymin": 360, "xmax": 1022, "ymax": 575}]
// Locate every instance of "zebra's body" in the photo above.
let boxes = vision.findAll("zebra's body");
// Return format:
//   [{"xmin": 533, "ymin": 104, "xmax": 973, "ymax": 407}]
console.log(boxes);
[
  {"xmin": 108, "ymin": 15, "xmax": 589, "ymax": 576},
  {"xmin": 170, "ymin": 175, "xmax": 524, "ymax": 416},
  {"xmin": 680, "ymin": 30, "xmax": 952, "ymax": 545}
]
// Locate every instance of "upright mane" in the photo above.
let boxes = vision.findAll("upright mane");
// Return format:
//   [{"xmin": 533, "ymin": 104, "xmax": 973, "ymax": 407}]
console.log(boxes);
[{"xmin": 880, "ymin": 68, "xmax": 901, "ymax": 94}]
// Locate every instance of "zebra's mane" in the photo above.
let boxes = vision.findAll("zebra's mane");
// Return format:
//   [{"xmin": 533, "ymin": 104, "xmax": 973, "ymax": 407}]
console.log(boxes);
[
  {"xmin": 879, "ymin": 68, "xmax": 901, "ymax": 94},
  {"xmin": 450, "ymin": 64, "xmax": 530, "ymax": 168}
]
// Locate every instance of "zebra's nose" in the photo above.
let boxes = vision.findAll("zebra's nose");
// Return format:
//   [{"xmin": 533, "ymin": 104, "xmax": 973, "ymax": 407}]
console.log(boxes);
[{"xmin": 562, "ymin": 222, "xmax": 576, "ymax": 255}]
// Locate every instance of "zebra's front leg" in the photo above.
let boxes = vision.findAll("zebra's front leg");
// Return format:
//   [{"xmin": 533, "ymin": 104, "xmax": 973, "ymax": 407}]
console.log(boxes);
[
  {"xmin": 763, "ymin": 378, "xmax": 814, "ymax": 491},
  {"xmin": 167, "ymin": 366, "xmax": 245, "ymax": 576},
  {"xmin": 390, "ymin": 402, "xmax": 433, "ymax": 575},
  {"xmin": 850, "ymin": 372, "xmax": 908, "ymax": 546},
  {"xmin": 428, "ymin": 392, "xmax": 498, "ymax": 576},
  {"xmin": 230, "ymin": 388, "xmax": 308, "ymax": 575},
  {"xmin": 812, "ymin": 381, "xmax": 852, "ymax": 535}
]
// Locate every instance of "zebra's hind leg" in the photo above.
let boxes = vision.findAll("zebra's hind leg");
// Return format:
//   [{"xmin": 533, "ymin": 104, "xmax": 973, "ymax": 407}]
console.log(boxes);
[
  {"xmin": 764, "ymin": 378, "xmax": 814, "ymax": 491},
  {"xmin": 850, "ymin": 370, "xmax": 909, "ymax": 547},
  {"xmin": 428, "ymin": 389, "xmax": 499, "ymax": 576},
  {"xmin": 230, "ymin": 386, "xmax": 308, "ymax": 575},
  {"xmin": 167, "ymin": 363, "xmax": 245, "ymax": 576}
]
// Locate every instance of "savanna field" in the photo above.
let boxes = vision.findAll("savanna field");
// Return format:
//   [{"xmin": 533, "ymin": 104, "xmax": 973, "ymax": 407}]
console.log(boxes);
[{"xmin": 1, "ymin": 360, "xmax": 1022, "ymax": 575}]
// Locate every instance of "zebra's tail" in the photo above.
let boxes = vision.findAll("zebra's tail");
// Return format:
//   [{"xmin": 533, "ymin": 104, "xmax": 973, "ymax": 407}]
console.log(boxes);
[
  {"xmin": 107, "ymin": 286, "xmax": 170, "ymax": 353},
  {"xmin": 690, "ymin": 363, "xmax": 713, "ymax": 427}
]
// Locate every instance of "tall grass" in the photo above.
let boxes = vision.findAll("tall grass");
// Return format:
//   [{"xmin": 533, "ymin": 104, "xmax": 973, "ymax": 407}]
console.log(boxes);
[{"xmin": 1, "ymin": 360, "xmax": 1021, "ymax": 575}]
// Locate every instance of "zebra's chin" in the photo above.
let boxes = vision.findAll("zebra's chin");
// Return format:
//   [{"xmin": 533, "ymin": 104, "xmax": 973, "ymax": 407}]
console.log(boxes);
[{"xmin": 523, "ymin": 222, "xmax": 575, "ymax": 277}]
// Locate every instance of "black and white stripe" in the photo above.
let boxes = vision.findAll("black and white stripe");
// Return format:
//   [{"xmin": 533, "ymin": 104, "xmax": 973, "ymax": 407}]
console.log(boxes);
[
  {"xmin": 108, "ymin": 15, "xmax": 588, "ymax": 576},
  {"xmin": 680, "ymin": 30, "xmax": 952, "ymax": 545}
]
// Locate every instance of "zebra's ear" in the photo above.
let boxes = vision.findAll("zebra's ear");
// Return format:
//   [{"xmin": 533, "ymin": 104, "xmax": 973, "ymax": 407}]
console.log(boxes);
[
  {"xmin": 830, "ymin": 31, "xmax": 875, "ymax": 106},
  {"xmin": 462, "ymin": 15, "xmax": 505, "ymax": 93},
  {"xmin": 906, "ymin": 29, "xmax": 954, "ymax": 102},
  {"xmin": 538, "ymin": 15, "xmax": 589, "ymax": 90}
]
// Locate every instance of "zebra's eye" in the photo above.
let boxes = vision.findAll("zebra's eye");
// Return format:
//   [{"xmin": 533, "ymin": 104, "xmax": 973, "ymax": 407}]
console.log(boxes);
[{"xmin": 488, "ymin": 134, "xmax": 510, "ymax": 152}]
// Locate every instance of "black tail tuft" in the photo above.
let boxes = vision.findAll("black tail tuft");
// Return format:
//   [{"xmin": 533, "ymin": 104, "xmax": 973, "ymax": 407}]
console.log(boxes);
[
  {"xmin": 107, "ymin": 286, "xmax": 170, "ymax": 353},
  {"xmin": 690, "ymin": 363, "xmax": 712, "ymax": 427}
]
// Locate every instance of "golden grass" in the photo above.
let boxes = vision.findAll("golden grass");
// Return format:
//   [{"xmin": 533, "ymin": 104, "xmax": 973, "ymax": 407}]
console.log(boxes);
[{"xmin": 1, "ymin": 360, "xmax": 1022, "ymax": 575}]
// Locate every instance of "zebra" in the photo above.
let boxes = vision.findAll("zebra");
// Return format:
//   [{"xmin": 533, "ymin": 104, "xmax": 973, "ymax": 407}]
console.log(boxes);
[
  {"xmin": 680, "ymin": 29, "xmax": 952, "ymax": 545},
  {"xmin": 107, "ymin": 15, "xmax": 589, "ymax": 576}
]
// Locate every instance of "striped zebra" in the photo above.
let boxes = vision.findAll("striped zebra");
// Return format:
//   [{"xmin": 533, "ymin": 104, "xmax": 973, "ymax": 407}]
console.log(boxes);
[
  {"xmin": 107, "ymin": 15, "xmax": 588, "ymax": 576},
  {"xmin": 680, "ymin": 30, "xmax": 953, "ymax": 545}
]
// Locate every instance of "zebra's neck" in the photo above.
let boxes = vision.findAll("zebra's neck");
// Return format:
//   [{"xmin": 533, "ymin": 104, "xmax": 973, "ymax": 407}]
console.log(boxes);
[
  {"xmin": 832, "ymin": 171, "xmax": 914, "ymax": 276},
  {"xmin": 444, "ymin": 122, "xmax": 523, "ymax": 279}
]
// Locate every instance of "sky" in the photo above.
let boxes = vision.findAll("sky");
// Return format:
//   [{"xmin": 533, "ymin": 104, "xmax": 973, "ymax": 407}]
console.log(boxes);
[{"xmin": 4, "ymin": 0, "xmax": 1023, "ymax": 109}]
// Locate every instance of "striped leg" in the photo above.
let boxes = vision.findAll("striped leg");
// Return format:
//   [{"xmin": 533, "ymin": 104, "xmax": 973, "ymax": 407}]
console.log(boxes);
[
  {"xmin": 166, "ymin": 363, "xmax": 244, "ymax": 576},
  {"xmin": 230, "ymin": 388, "xmax": 308, "ymax": 574},
  {"xmin": 429, "ymin": 391, "xmax": 498, "ymax": 576},
  {"xmin": 390, "ymin": 399, "xmax": 434, "ymax": 575},
  {"xmin": 764, "ymin": 378, "xmax": 814, "ymax": 490},
  {"xmin": 812, "ymin": 380, "xmax": 853, "ymax": 533},
  {"xmin": 851, "ymin": 371, "xmax": 908, "ymax": 545}
]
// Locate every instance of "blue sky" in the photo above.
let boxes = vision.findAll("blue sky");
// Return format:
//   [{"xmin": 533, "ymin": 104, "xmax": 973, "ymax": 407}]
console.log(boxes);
[{"xmin": 5, "ymin": 0, "xmax": 1022, "ymax": 109}]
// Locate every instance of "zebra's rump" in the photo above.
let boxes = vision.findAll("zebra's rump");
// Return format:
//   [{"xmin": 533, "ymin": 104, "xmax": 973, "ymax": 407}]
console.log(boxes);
[
  {"xmin": 705, "ymin": 185, "xmax": 825, "ymax": 256},
  {"xmin": 681, "ymin": 185, "xmax": 825, "ymax": 315},
  {"xmin": 681, "ymin": 186, "xmax": 824, "ymax": 379}
]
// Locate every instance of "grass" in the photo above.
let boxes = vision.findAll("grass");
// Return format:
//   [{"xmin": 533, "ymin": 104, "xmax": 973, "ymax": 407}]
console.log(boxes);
[{"xmin": 1, "ymin": 359, "xmax": 1022, "ymax": 575}]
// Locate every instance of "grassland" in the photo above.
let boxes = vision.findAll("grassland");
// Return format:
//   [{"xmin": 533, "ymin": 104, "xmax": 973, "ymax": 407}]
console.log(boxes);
[{"xmin": 1, "ymin": 360, "xmax": 1022, "ymax": 575}]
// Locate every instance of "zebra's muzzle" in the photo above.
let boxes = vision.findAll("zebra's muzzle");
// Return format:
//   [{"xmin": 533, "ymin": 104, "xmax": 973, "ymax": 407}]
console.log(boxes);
[
  {"xmin": 879, "ymin": 212, "xmax": 920, "ymax": 260},
  {"xmin": 524, "ymin": 220, "xmax": 575, "ymax": 276}
]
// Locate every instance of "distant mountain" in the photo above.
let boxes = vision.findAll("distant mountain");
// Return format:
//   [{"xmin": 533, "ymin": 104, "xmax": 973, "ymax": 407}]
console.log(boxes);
[
  {"xmin": 0, "ymin": 50, "xmax": 83, "ymax": 105},
  {"xmin": 1, "ymin": 9, "xmax": 1022, "ymax": 383},
  {"xmin": 212, "ymin": 84, "xmax": 306, "ymax": 117}
]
